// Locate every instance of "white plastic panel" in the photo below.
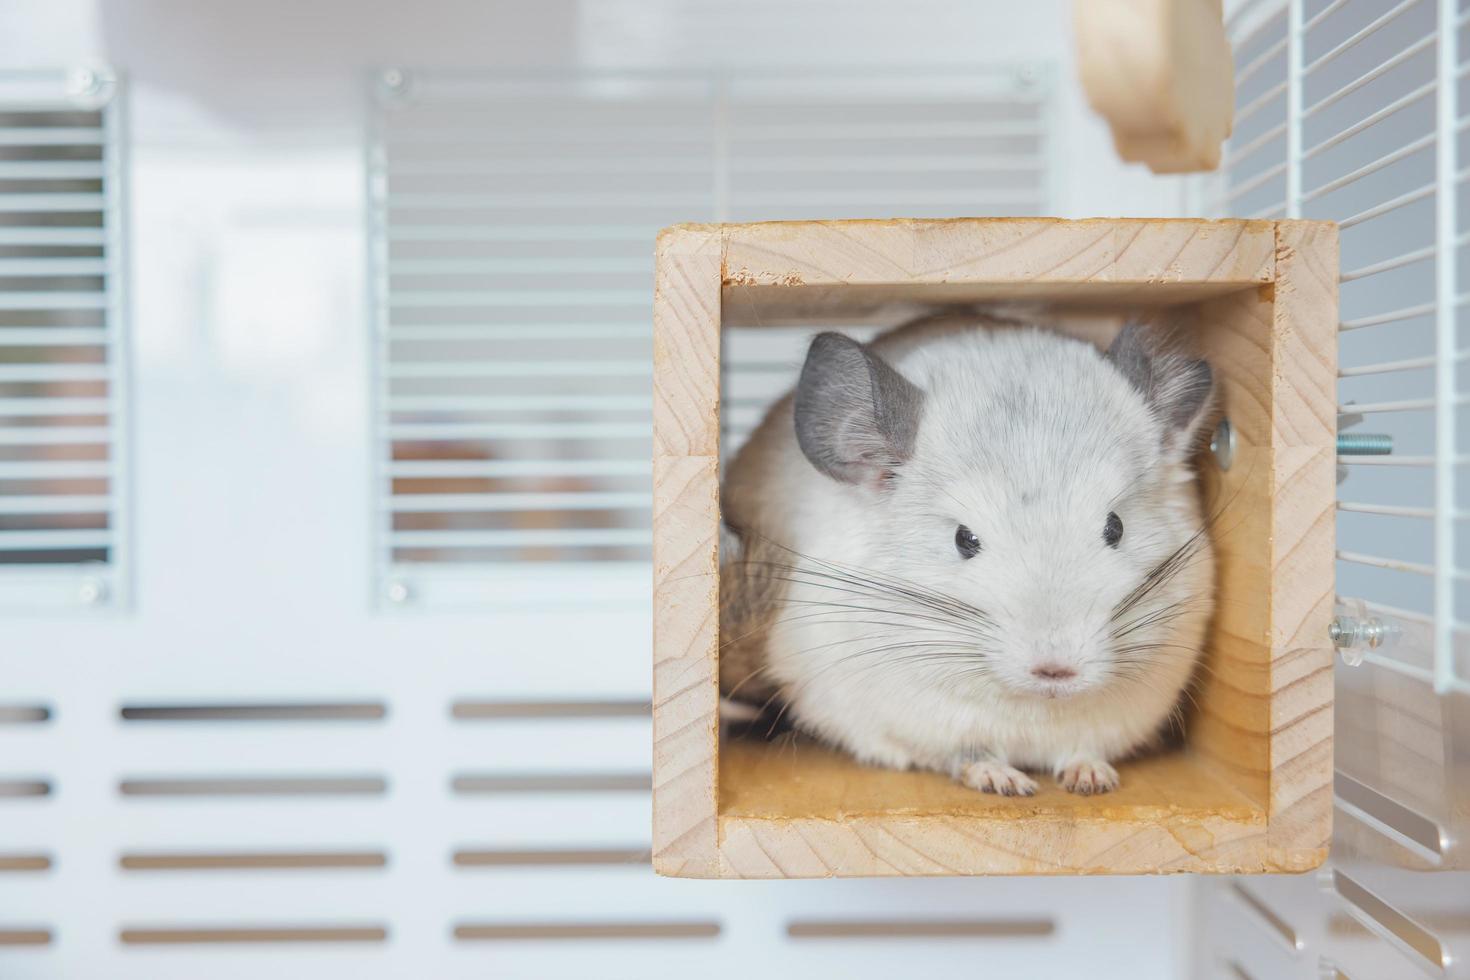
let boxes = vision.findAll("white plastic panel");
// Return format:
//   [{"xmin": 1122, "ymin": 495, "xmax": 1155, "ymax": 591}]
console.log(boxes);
[{"xmin": 0, "ymin": 36, "xmax": 1190, "ymax": 976}]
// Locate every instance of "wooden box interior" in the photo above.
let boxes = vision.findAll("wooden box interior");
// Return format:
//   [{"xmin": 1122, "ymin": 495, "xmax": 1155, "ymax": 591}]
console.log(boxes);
[{"xmin": 653, "ymin": 219, "xmax": 1337, "ymax": 877}]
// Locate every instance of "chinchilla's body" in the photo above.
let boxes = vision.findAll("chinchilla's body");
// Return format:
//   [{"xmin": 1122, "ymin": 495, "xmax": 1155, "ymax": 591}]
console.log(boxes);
[{"xmin": 719, "ymin": 312, "xmax": 1216, "ymax": 795}]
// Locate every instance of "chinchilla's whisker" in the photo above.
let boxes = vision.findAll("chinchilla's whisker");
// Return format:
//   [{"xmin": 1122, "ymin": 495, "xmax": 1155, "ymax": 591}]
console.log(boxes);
[
  {"xmin": 1110, "ymin": 598, "xmax": 1206, "ymax": 641},
  {"xmin": 754, "ymin": 629, "xmax": 939, "ymax": 663},
  {"xmin": 735, "ymin": 561, "xmax": 950, "ymax": 616},
  {"xmin": 1094, "ymin": 595, "xmax": 1212, "ymax": 650},
  {"xmin": 755, "ymin": 600, "xmax": 972, "ymax": 630},
  {"xmin": 731, "ymin": 604, "xmax": 978, "ymax": 644},
  {"xmin": 1108, "ymin": 666, "xmax": 1202, "ymax": 718},
  {"xmin": 758, "ymin": 635, "xmax": 994, "ymax": 734},
  {"xmin": 774, "ymin": 567, "xmax": 991, "ymax": 627},
  {"xmin": 770, "ymin": 548, "xmax": 975, "ymax": 610},
  {"xmin": 778, "ymin": 638, "xmax": 991, "ymax": 680},
  {"xmin": 751, "ymin": 592, "xmax": 997, "ymax": 647},
  {"xmin": 752, "ymin": 577, "xmax": 994, "ymax": 634},
  {"xmin": 1112, "ymin": 641, "xmax": 1213, "ymax": 658},
  {"xmin": 722, "ymin": 661, "xmax": 782, "ymax": 701},
  {"xmin": 733, "ymin": 534, "xmax": 999, "ymax": 627},
  {"xmin": 735, "ymin": 599, "xmax": 999, "ymax": 719},
  {"xmin": 1113, "ymin": 649, "xmax": 1225, "ymax": 682},
  {"xmin": 719, "ymin": 583, "xmax": 981, "ymax": 653},
  {"xmin": 762, "ymin": 619, "xmax": 973, "ymax": 649},
  {"xmin": 1110, "ymin": 537, "xmax": 1211, "ymax": 624},
  {"xmin": 1111, "ymin": 654, "xmax": 1221, "ymax": 682},
  {"xmin": 1121, "ymin": 595, "xmax": 1214, "ymax": 634},
  {"xmin": 1109, "ymin": 468, "xmax": 1248, "ymax": 628},
  {"xmin": 1112, "ymin": 655, "xmax": 1215, "ymax": 704}
]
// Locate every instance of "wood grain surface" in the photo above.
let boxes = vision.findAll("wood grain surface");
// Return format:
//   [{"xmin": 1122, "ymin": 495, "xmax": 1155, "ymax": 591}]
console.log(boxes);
[{"xmin": 651, "ymin": 217, "xmax": 1337, "ymax": 877}]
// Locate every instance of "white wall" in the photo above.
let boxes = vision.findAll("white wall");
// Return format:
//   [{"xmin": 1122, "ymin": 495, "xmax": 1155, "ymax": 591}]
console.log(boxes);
[{"xmin": 0, "ymin": 3, "xmax": 1193, "ymax": 978}]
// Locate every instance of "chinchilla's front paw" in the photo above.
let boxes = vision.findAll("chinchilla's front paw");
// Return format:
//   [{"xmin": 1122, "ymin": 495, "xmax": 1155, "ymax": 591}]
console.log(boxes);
[
  {"xmin": 1056, "ymin": 758, "xmax": 1119, "ymax": 795},
  {"xmin": 959, "ymin": 759, "xmax": 1037, "ymax": 797}
]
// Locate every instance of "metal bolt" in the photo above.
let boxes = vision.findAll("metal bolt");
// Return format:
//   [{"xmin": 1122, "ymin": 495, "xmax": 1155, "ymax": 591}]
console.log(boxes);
[
  {"xmin": 77, "ymin": 579, "xmax": 104, "ymax": 605},
  {"xmin": 1210, "ymin": 418, "xmax": 1235, "ymax": 470},
  {"xmin": 1330, "ymin": 613, "xmax": 1385, "ymax": 666},
  {"xmin": 1336, "ymin": 432, "xmax": 1392, "ymax": 456},
  {"xmin": 385, "ymin": 580, "xmax": 410, "ymax": 604}
]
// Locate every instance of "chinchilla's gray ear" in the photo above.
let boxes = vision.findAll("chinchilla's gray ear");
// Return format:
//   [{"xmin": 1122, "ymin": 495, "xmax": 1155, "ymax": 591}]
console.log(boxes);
[
  {"xmin": 1106, "ymin": 322, "xmax": 1215, "ymax": 455},
  {"xmin": 794, "ymin": 332, "xmax": 923, "ymax": 486}
]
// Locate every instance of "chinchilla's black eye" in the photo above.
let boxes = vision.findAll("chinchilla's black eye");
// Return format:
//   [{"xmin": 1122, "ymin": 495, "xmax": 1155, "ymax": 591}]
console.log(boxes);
[
  {"xmin": 1104, "ymin": 511, "xmax": 1124, "ymax": 548},
  {"xmin": 955, "ymin": 525, "xmax": 981, "ymax": 559}
]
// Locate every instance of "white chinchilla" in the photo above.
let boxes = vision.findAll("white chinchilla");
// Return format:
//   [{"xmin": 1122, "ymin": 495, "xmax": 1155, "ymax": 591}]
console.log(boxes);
[{"xmin": 719, "ymin": 312, "xmax": 1216, "ymax": 795}]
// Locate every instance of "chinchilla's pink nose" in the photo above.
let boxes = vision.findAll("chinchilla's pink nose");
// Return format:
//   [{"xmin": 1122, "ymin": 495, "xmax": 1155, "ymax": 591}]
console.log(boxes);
[{"xmin": 1030, "ymin": 663, "xmax": 1077, "ymax": 682}]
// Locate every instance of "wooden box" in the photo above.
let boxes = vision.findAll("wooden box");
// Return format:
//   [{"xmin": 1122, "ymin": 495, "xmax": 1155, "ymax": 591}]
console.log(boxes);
[{"xmin": 652, "ymin": 218, "xmax": 1337, "ymax": 877}]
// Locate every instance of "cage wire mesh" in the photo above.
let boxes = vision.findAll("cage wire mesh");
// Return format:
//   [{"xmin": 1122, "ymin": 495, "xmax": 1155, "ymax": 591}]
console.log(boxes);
[{"xmin": 1198, "ymin": 0, "xmax": 1470, "ymax": 976}]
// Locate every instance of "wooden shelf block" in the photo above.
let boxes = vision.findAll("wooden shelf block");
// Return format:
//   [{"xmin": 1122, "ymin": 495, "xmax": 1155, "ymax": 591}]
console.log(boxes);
[
  {"xmin": 652, "ymin": 217, "xmax": 1337, "ymax": 878},
  {"xmin": 1075, "ymin": 0, "xmax": 1236, "ymax": 173}
]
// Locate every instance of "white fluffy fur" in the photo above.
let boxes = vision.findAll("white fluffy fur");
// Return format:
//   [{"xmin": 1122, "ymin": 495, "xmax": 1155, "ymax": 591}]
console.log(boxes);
[{"xmin": 725, "ymin": 319, "xmax": 1215, "ymax": 794}]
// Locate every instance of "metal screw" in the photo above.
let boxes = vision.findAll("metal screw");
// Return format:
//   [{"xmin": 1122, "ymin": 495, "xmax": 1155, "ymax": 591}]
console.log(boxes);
[
  {"xmin": 1210, "ymin": 418, "xmax": 1235, "ymax": 470},
  {"xmin": 1014, "ymin": 65, "xmax": 1040, "ymax": 89},
  {"xmin": 1336, "ymin": 432, "xmax": 1392, "ymax": 456},
  {"xmin": 381, "ymin": 68, "xmax": 409, "ymax": 96},
  {"xmin": 385, "ymin": 580, "xmax": 410, "ymax": 604},
  {"xmin": 77, "ymin": 579, "xmax": 104, "ymax": 605}
]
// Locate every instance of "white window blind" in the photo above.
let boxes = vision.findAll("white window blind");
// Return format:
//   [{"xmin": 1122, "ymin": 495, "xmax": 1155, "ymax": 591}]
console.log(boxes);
[
  {"xmin": 368, "ymin": 68, "xmax": 1051, "ymax": 606},
  {"xmin": 0, "ymin": 68, "xmax": 127, "ymax": 610}
]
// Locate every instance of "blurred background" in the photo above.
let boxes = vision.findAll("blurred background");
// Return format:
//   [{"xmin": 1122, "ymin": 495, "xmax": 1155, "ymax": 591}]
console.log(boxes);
[{"xmin": 0, "ymin": 0, "xmax": 1466, "ymax": 977}]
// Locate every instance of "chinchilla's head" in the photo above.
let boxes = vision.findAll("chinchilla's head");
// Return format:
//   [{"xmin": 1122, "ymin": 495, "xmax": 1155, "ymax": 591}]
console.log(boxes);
[{"xmin": 792, "ymin": 323, "xmax": 1216, "ymax": 701}]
